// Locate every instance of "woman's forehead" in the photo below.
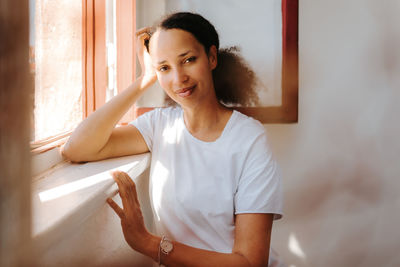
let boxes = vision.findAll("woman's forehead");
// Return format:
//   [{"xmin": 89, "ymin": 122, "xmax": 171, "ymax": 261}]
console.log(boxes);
[{"xmin": 149, "ymin": 29, "xmax": 203, "ymax": 61}]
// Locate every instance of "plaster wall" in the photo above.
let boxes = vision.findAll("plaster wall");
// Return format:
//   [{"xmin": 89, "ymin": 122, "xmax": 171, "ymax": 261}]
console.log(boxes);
[{"xmin": 267, "ymin": 0, "xmax": 400, "ymax": 266}]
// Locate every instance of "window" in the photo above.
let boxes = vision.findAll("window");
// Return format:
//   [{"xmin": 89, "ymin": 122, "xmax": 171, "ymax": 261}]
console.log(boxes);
[
  {"xmin": 30, "ymin": 0, "xmax": 83, "ymax": 142},
  {"xmin": 30, "ymin": 0, "xmax": 137, "ymax": 152}
]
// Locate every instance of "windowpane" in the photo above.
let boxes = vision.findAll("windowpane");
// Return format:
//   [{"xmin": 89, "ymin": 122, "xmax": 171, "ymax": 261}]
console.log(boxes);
[
  {"xmin": 106, "ymin": 0, "xmax": 118, "ymax": 102},
  {"xmin": 30, "ymin": 0, "xmax": 83, "ymax": 141}
]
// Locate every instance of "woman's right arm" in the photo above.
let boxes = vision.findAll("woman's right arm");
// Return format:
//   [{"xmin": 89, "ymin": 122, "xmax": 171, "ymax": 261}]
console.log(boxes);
[{"xmin": 62, "ymin": 29, "xmax": 156, "ymax": 163}]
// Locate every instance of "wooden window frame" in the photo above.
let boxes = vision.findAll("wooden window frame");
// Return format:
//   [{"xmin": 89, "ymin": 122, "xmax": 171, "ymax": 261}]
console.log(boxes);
[
  {"xmin": 83, "ymin": 0, "xmax": 137, "ymax": 122},
  {"xmin": 83, "ymin": 0, "xmax": 107, "ymax": 117},
  {"xmin": 32, "ymin": 0, "xmax": 137, "ymax": 154}
]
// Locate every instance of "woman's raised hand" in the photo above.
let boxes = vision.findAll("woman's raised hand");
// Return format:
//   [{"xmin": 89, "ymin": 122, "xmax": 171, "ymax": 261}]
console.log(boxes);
[
  {"xmin": 107, "ymin": 171, "xmax": 152, "ymax": 253},
  {"xmin": 136, "ymin": 27, "xmax": 157, "ymax": 89}
]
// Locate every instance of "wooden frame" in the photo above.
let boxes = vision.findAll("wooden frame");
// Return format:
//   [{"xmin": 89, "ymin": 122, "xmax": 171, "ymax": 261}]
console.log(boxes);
[
  {"xmin": 236, "ymin": 0, "xmax": 298, "ymax": 123},
  {"xmin": 116, "ymin": 0, "xmax": 137, "ymax": 123},
  {"xmin": 83, "ymin": 0, "xmax": 136, "ymax": 122},
  {"xmin": 83, "ymin": 0, "xmax": 107, "ymax": 117},
  {"xmin": 135, "ymin": 0, "xmax": 298, "ymax": 123}
]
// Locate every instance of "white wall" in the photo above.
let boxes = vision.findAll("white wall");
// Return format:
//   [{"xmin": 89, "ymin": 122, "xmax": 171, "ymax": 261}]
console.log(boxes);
[{"xmin": 267, "ymin": 0, "xmax": 400, "ymax": 266}]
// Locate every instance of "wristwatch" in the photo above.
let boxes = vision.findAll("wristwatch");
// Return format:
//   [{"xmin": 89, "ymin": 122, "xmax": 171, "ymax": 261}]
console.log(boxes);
[{"xmin": 158, "ymin": 236, "xmax": 173, "ymax": 266}]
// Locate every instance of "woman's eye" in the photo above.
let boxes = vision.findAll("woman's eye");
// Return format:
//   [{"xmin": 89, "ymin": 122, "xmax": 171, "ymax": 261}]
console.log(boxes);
[
  {"xmin": 159, "ymin": 66, "xmax": 168, "ymax": 72},
  {"xmin": 184, "ymin": 56, "xmax": 196, "ymax": 64}
]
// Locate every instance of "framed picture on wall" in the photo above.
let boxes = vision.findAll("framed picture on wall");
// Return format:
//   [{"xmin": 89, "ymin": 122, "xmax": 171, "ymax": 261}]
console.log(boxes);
[{"xmin": 136, "ymin": 0, "xmax": 298, "ymax": 123}]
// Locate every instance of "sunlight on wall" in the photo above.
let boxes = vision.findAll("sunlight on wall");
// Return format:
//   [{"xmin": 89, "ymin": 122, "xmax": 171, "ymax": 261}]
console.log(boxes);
[
  {"xmin": 38, "ymin": 162, "xmax": 138, "ymax": 202},
  {"xmin": 288, "ymin": 233, "xmax": 306, "ymax": 260}
]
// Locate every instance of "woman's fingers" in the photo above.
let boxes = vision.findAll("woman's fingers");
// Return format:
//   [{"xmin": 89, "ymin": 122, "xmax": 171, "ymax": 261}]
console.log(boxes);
[
  {"xmin": 107, "ymin": 198, "xmax": 124, "ymax": 219},
  {"xmin": 111, "ymin": 171, "xmax": 139, "ymax": 211},
  {"xmin": 112, "ymin": 171, "xmax": 130, "ymax": 210},
  {"xmin": 137, "ymin": 31, "xmax": 150, "ymax": 44},
  {"xmin": 135, "ymin": 29, "xmax": 156, "ymax": 87},
  {"xmin": 107, "ymin": 171, "xmax": 149, "ymax": 252},
  {"xmin": 136, "ymin": 27, "xmax": 152, "ymax": 52},
  {"xmin": 136, "ymin": 27, "xmax": 152, "ymax": 37},
  {"xmin": 107, "ymin": 171, "xmax": 139, "ymax": 220}
]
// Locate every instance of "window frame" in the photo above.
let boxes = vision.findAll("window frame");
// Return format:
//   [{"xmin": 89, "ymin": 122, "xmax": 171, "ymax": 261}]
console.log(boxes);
[
  {"xmin": 31, "ymin": 0, "xmax": 137, "ymax": 153},
  {"xmin": 83, "ymin": 0, "xmax": 137, "ymax": 121}
]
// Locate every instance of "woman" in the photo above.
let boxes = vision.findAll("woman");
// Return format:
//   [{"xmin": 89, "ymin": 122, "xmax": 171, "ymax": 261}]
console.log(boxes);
[{"xmin": 63, "ymin": 12, "xmax": 283, "ymax": 266}]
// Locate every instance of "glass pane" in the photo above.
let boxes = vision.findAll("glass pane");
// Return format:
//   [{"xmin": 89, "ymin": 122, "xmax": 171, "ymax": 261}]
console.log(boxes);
[
  {"xmin": 106, "ymin": 0, "xmax": 118, "ymax": 102},
  {"xmin": 30, "ymin": 0, "xmax": 83, "ymax": 141}
]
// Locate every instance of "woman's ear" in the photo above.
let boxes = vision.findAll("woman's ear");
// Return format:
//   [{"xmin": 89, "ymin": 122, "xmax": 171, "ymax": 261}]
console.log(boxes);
[{"xmin": 208, "ymin": 45, "xmax": 218, "ymax": 70}]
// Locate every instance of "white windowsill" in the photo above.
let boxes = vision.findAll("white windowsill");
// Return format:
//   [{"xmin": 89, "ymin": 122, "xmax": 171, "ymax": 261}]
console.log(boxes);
[{"xmin": 31, "ymin": 151, "xmax": 151, "ymax": 253}]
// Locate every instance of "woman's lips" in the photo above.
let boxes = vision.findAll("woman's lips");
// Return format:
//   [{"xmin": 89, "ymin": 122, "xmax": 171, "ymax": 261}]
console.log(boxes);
[{"xmin": 175, "ymin": 85, "xmax": 196, "ymax": 98}]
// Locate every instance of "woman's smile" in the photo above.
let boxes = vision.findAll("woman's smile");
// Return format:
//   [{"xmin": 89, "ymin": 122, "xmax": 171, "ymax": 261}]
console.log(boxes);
[{"xmin": 175, "ymin": 84, "xmax": 196, "ymax": 98}]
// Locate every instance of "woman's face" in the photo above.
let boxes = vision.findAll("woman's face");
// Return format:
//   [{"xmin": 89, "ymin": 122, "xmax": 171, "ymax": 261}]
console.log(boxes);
[{"xmin": 149, "ymin": 29, "xmax": 217, "ymax": 108}]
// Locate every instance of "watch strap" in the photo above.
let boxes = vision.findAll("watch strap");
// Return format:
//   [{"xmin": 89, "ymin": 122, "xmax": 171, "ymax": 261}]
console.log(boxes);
[{"xmin": 158, "ymin": 235, "xmax": 173, "ymax": 266}]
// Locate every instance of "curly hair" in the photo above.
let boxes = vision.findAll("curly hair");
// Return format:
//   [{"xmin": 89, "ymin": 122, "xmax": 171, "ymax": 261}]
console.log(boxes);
[{"xmin": 149, "ymin": 12, "xmax": 259, "ymax": 107}]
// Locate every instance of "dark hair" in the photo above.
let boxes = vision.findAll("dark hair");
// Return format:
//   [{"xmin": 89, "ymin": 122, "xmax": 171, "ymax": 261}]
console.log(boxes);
[{"xmin": 152, "ymin": 12, "xmax": 259, "ymax": 106}]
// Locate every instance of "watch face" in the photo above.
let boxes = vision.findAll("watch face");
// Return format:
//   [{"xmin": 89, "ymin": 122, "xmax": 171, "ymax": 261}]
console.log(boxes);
[{"xmin": 161, "ymin": 240, "xmax": 173, "ymax": 253}]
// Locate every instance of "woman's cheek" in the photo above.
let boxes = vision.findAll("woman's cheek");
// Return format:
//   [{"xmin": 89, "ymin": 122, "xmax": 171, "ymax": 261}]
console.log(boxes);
[
  {"xmin": 158, "ymin": 74, "xmax": 173, "ymax": 96},
  {"xmin": 156, "ymin": 73, "xmax": 167, "ymax": 89}
]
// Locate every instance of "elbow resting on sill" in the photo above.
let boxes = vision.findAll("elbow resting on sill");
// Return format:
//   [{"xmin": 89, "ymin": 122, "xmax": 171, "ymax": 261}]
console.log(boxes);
[
  {"xmin": 61, "ymin": 142, "xmax": 92, "ymax": 163},
  {"xmin": 62, "ymin": 141, "xmax": 116, "ymax": 163}
]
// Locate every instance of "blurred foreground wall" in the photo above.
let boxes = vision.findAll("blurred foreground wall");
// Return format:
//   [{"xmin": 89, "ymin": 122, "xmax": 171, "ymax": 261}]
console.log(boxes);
[
  {"xmin": 0, "ymin": 0, "xmax": 33, "ymax": 266},
  {"xmin": 267, "ymin": 0, "xmax": 400, "ymax": 266}
]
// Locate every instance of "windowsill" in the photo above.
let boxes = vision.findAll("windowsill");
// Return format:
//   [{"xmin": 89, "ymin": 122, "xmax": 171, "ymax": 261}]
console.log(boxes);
[
  {"xmin": 31, "ymin": 151, "xmax": 151, "ymax": 253},
  {"xmin": 31, "ymin": 130, "xmax": 72, "ymax": 155}
]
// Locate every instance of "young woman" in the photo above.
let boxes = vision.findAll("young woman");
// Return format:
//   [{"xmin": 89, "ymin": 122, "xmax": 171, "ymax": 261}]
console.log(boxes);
[{"xmin": 63, "ymin": 12, "xmax": 283, "ymax": 267}]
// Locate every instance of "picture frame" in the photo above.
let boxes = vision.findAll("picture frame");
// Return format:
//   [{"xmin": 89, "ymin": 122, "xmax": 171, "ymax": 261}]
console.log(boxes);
[
  {"xmin": 135, "ymin": 0, "xmax": 298, "ymax": 124},
  {"xmin": 236, "ymin": 0, "xmax": 298, "ymax": 123}
]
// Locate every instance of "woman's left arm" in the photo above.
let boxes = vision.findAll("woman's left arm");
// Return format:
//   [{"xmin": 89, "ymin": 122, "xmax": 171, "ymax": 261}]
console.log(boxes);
[{"xmin": 107, "ymin": 171, "xmax": 274, "ymax": 267}]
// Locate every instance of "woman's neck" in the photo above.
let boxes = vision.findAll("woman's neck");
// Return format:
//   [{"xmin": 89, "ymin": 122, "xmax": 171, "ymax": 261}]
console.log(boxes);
[{"xmin": 182, "ymin": 100, "xmax": 233, "ymax": 142}]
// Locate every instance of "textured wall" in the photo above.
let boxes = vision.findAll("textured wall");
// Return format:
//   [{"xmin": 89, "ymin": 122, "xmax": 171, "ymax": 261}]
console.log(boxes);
[{"xmin": 267, "ymin": 0, "xmax": 400, "ymax": 266}]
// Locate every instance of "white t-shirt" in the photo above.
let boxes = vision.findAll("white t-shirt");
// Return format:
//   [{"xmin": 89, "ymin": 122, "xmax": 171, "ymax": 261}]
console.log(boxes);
[{"xmin": 131, "ymin": 107, "xmax": 283, "ymax": 253}]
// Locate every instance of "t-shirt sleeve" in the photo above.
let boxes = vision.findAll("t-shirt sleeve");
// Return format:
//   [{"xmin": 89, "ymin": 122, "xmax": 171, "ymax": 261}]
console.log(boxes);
[
  {"xmin": 234, "ymin": 132, "xmax": 283, "ymax": 220},
  {"xmin": 129, "ymin": 109, "xmax": 159, "ymax": 152}
]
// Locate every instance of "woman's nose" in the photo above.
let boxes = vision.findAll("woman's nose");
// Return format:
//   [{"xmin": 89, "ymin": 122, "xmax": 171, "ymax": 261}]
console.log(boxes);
[{"xmin": 172, "ymin": 67, "xmax": 188, "ymax": 85}]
